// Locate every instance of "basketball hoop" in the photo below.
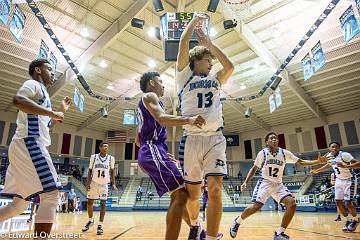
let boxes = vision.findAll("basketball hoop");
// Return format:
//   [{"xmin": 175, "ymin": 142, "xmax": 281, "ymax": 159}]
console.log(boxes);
[{"xmin": 224, "ymin": 0, "xmax": 253, "ymax": 20}]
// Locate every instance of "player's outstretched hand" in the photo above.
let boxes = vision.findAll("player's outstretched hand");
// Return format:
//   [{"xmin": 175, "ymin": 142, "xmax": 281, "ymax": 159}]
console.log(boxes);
[
  {"xmin": 189, "ymin": 115, "xmax": 206, "ymax": 129},
  {"xmin": 51, "ymin": 111, "xmax": 64, "ymax": 122},
  {"xmin": 61, "ymin": 96, "xmax": 72, "ymax": 112},
  {"xmin": 317, "ymin": 152, "xmax": 327, "ymax": 164},
  {"xmin": 195, "ymin": 28, "xmax": 212, "ymax": 49},
  {"xmin": 240, "ymin": 183, "xmax": 247, "ymax": 192},
  {"xmin": 112, "ymin": 184, "xmax": 118, "ymax": 191},
  {"xmin": 192, "ymin": 12, "xmax": 208, "ymax": 25}
]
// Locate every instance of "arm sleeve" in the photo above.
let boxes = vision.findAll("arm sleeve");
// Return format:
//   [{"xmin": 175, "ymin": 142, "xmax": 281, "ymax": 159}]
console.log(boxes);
[
  {"xmin": 88, "ymin": 155, "xmax": 95, "ymax": 169},
  {"xmin": 17, "ymin": 80, "xmax": 40, "ymax": 98},
  {"xmin": 110, "ymin": 156, "xmax": 115, "ymax": 169},
  {"xmin": 284, "ymin": 150, "xmax": 300, "ymax": 164},
  {"xmin": 341, "ymin": 152, "xmax": 354, "ymax": 163},
  {"xmin": 254, "ymin": 151, "xmax": 265, "ymax": 168}
]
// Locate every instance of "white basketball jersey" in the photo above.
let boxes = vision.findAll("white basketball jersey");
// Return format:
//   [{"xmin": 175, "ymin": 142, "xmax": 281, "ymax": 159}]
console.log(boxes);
[
  {"xmin": 90, "ymin": 154, "xmax": 114, "ymax": 184},
  {"xmin": 327, "ymin": 151, "xmax": 354, "ymax": 180},
  {"xmin": 176, "ymin": 66, "xmax": 223, "ymax": 136},
  {"xmin": 13, "ymin": 80, "xmax": 52, "ymax": 146},
  {"xmin": 254, "ymin": 148, "xmax": 299, "ymax": 183}
]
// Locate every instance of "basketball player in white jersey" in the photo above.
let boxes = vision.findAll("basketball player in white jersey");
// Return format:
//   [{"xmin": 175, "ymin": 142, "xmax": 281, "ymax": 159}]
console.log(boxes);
[
  {"xmin": 82, "ymin": 142, "xmax": 117, "ymax": 235},
  {"xmin": 311, "ymin": 141, "xmax": 359, "ymax": 232},
  {"xmin": 177, "ymin": 13, "xmax": 234, "ymax": 240},
  {"xmin": 0, "ymin": 58, "xmax": 71, "ymax": 237},
  {"xmin": 230, "ymin": 132, "xmax": 327, "ymax": 240}
]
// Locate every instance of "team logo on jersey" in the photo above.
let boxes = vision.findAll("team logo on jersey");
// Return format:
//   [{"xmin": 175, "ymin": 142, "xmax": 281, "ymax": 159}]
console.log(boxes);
[
  {"xmin": 265, "ymin": 159, "xmax": 284, "ymax": 166},
  {"xmin": 215, "ymin": 159, "xmax": 225, "ymax": 168},
  {"xmin": 189, "ymin": 79, "xmax": 218, "ymax": 91}
]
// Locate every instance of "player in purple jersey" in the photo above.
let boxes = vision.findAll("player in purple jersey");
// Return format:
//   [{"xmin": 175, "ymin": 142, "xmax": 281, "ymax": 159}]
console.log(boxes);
[{"xmin": 137, "ymin": 71, "xmax": 205, "ymax": 240}]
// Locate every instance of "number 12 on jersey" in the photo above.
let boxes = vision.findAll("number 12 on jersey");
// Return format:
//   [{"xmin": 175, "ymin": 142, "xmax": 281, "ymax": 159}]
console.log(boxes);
[{"xmin": 197, "ymin": 92, "xmax": 213, "ymax": 108}]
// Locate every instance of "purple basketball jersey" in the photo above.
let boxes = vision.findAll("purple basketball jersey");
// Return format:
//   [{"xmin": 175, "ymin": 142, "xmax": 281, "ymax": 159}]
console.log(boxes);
[
  {"xmin": 137, "ymin": 96, "xmax": 184, "ymax": 196},
  {"xmin": 137, "ymin": 97, "xmax": 167, "ymax": 147}
]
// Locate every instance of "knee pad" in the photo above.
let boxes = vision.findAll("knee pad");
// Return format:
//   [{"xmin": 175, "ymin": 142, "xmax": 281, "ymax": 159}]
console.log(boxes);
[
  {"xmin": 35, "ymin": 190, "xmax": 59, "ymax": 223},
  {"xmin": 0, "ymin": 197, "xmax": 28, "ymax": 222}
]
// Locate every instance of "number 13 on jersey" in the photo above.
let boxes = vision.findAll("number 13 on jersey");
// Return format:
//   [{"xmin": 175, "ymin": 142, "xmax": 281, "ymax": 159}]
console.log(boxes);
[{"xmin": 197, "ymin": 92, "xmax": 213, "ymax": 108}]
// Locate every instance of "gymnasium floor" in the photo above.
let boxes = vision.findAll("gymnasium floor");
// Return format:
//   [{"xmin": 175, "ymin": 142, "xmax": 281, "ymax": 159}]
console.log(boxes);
[{"xmin": 1, "ymin": 211, "xmax": 359, "ymax": 239}]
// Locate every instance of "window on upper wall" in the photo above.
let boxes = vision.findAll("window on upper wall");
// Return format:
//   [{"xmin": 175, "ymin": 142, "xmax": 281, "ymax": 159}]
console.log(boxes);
[
  {"xmin": 84, "ymin": 138, "xmax": 93, "ymax": 157},
  {"xmin": 0, "ymin": 121, "xmax": 5, "ymax": 145},
  {"xmin": 254, "ymin": 138, "xmax": 262, "ymax": 154},
  {"xmin": 328, "ymin": 123, "xmax": 342, "ymax": 146},
  {"xmin": 61, "ymin": 133, "xmax": 71, "ymax": 154},
  {"xmin": 73, "ymin": 135, "xmax": 82, "ymax": 156},
  {"xmin": 125, "ymin": 143, "xmax": 133, "ymax": 160},
  {"xmin": 95, "ymin": 139, "xmax": 102, "ymax": 154},
  {"xmin": 278, "ymin": 134, "xmax": 286, "ymax": 149},
  {"xmin": 314, "ymin": 126, "xmax": 327, "ymax": 149},
  {"xmin": 344, "ymin": 120, "xmax": 359, "ymax": 145},
  {"xmin": 244, "ymin": 140, "xmax": 253, "ymax": 159}
]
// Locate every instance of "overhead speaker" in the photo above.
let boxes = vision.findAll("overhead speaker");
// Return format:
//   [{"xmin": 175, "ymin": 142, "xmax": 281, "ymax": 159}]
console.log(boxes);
[
  {"xmin": 223, "ymin": 19, "xmax": 237, "ymax": 30},
  {"xmin": 131, "ymin": 18, "xmax": 145, "ymax": 29},
  {"xmin": 244, "ymin": 107, "xmax": 252, "ymax": 118},
  {"xmin": 270, "ymin": 76, "xmax": 282, "ymax": 90},
  {"xmin": 207, "ymin": 0, "xmax": 220, "ymax": 12},
  {"xmin": 153, "ymin": 0, "xmax": 164, "ymax": 12}
]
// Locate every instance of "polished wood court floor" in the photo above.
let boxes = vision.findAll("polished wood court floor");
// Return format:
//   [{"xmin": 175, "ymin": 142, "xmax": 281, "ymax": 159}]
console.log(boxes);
[{"xmin": 1, "ymin": 211, "xmax": 360, "ymax": 239}]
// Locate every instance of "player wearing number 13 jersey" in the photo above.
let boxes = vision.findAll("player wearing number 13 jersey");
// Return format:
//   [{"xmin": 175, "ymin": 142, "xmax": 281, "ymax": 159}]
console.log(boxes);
[
  {"xmin": 230, "ymin": 133, "xmax": 326, "ymax": 240},
  {"xmin": 82, "ymin": 142, "xmax": 117, "ymax": 235},
  {"xmin": 176, "ymin": 13, "xmax": 234, "ymax": 240}
]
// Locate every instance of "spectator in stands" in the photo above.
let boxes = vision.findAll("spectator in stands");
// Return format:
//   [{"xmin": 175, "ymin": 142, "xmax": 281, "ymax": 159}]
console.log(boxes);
[
  {"xmin": 237, "ymin": 170, "xmax": 243, "ymax": 181},
  {"xmin": 147, "ymin": 191, "xmax": 154, "ymax": 200},
  {"xmin": 61, "ymin": 192, "xmax": 67, "ymax": 213},
  {"xmin": 136, "ymin": 186, "xmax": 144, "ymax": 201},
  {"xmin": 67, "ymin": 189, "xmax": 76, "ymax": 213}
]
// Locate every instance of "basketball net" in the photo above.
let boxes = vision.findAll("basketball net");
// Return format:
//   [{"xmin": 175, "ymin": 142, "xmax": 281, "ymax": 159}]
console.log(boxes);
[{"xmin": 223, "ymin": 0, "xmax": 253, "ymax": 20}]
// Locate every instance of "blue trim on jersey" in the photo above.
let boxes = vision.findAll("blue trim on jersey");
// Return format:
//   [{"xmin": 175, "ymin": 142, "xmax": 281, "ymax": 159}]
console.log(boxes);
[
  {"xmin": 178, "ymin": 135, "xmax": 188, "ymax": 163},
  {"xmin": 177, "ymin": 74, "xmax": 195, "ymax": 110},
  {"xmin": 27, "ymin": 114, "xmax": 40, "ymax": 137},
  {"xmin": 251, "ymin": 178, "xmax": 264, "ymax": 202},
  {"xmin": 24, "ymin": 137, "xmax": 57, "ymax": 192}
]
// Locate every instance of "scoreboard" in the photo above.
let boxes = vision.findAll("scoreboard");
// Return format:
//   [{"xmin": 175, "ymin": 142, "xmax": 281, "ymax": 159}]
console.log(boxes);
[{"xmin": 160, "ymin": 12, "xmax": 210, "ymax": 61}]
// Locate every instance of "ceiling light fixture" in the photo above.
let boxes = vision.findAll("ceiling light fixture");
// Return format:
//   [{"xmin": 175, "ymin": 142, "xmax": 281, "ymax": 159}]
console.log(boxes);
[
  {"xmin": 99, "ymin": 60, "xmax": 107, "ymax": 68},
  {"xmin": 210, "ymin": 27, "xmax": 217, "ymax": 37},
  {"xmin": 148, "ymin": 60, "xmax": 156, "ymax": 68},
  {"xmin": 240, "ymin": 85, "xmax": 247, "ymax": 90},
  {"xmin": 272, "ymin": 26, "xmax": 281, "ymax": 38},
  {"xmin": 80, "ymin": 27, "xmax": 89, "ymax": 37}
]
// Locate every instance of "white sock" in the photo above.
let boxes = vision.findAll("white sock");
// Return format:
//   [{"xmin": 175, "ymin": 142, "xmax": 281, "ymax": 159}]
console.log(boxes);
[
  {"xmin": 190, "ymin": 219, "xmax": 198, "ymax": 226},
  {"xmin": 99, "ymin": 221, "xmax": 103, "ymax": 226},
  {"xmin": 89, "ymin": 218, "xmax": 94, "ymax": 222},
  {"xmin": 235, "ymin": 216, "xmax": 241, "ymax": 224},
  {"xmin": 347, "ymin": 214, "xmax": 352, "ymax": 221},
  {"xmin": 276, "ymin": 227, "xmax": 285, "ymax": 235},
  {"xmin": 351, "ymin": 216, "xmax": 358, "ymax": 221},
  {"xmin": 206, "ymin": 235, "xmax": 216, "ymax": 240}
]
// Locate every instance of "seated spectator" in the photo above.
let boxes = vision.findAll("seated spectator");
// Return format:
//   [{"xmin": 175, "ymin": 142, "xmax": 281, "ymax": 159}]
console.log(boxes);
[{"xmin": 147, "ymin": 191, "xmax": 154, "ymax": 200}]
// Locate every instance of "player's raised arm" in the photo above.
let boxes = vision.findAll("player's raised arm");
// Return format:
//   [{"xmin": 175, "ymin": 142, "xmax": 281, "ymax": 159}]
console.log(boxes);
[
  {"xmin": 310, "ymin": 163, "xmax": 332, "ymax": 175},
  {"xmin": 195, "ymin": 28, "xmax": 234, "ymax": 85},
  {"xmin": 337, "ymin": 160, "xmax": 360, "ymax": 169},
  {"xmin": 143, "ymin": 92, "xmax": 205, "ymax": 128},
  {"xmin": 296, "ymin": 152, "xmax": 328, "ymax": 166},
  {"xmin": 177, "ymin": 13, "xmax": 208, "ymax": 71}
]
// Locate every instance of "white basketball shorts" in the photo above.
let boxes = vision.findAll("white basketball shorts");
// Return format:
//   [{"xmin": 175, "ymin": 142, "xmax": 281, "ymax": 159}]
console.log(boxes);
[
  {"xmin": 252, "ymin": 178, "xmax": 292, "ymax": 204},
  {"xmin": 87, "ymin": 181, "xmax": 108, "ymax": 200},
  {"xmin": 335, "ymin": 176, "xmax": 357, "ymax": 201}
]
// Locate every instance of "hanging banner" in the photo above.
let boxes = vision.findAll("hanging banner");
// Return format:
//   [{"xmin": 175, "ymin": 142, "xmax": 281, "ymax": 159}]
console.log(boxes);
[
  {"xmin": 0, "ymin": 0, "xmax": 11, "ymax": 26},
  {"xmin": 38, "ymin": 39, "xmax": 49, "ymax": 59},
  {"xmin": 123, "ymin": 109, "xmax": 135, "ymax": 125},
  {"xmin": 73, "ymin": 87, "xmax": 79, "ymax": 107},
  {"xmin": 9, "ymin": 5, "xmax": 26, "ymax": 42},
  {"xmin": 269, "ymin": 94, "xmax": 276, "ymax": 113},
  {"xmin": 79, "ymin": 94, "xmax": 84, "ymax": 112},
  {"xmin": 48, "ymin": 52, "xmax": 57, "ymax": 77},
  {"xmin": 275, "ymin": 87, "xmax": 282, "ymax": 108},
  {"xmin": 301, "ymin": 53, "xmax": 314, "ymax": 81},
  {"xmin": 311, "ymin": 41, "xmax": 325, "ymax": 73},
  {"xmin": 339, "ymin": 5, "xmax": 360, "ymax": 43}
]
